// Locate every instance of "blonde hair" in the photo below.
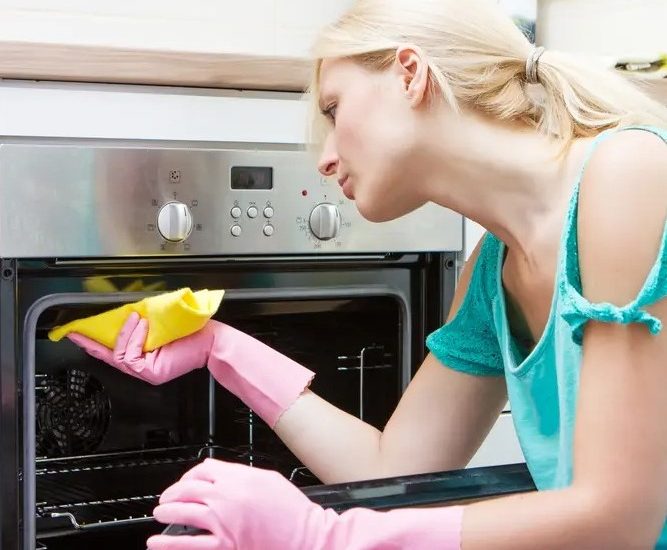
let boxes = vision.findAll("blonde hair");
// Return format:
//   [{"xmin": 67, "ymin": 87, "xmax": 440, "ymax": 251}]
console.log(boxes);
[{"xmin": 308, "ymin": 0, "xmax": 667, "ymax": 148}]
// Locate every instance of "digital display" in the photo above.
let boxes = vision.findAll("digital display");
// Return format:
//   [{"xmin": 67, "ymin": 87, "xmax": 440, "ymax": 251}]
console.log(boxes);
[{"xmin": 231, "ymin": 166, "xmax": 273, "ymax": 190}]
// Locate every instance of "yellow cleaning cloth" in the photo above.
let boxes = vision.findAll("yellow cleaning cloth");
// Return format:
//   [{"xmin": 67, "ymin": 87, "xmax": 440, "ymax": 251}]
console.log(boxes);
[{"xmin": 48, "ymin": 288, "xmax": 224, "ymax": 352}]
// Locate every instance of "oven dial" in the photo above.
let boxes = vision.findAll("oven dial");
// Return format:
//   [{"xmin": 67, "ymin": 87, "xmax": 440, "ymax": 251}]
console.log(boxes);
[
  {"xmin": 309, "ymin": 203, "xmax": 341, "ymax": 241},
  {"xmin": 157, "ymin": 201, "xmax": 193, "ymax": 242}
]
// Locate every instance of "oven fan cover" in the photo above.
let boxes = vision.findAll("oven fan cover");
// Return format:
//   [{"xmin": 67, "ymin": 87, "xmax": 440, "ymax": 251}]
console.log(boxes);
[{"xmin": 36, "ymin": 369, "xmax": 111, "ymax": 457}]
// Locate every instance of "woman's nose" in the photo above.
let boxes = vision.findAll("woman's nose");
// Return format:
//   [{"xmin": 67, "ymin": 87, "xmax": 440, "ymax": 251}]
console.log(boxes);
[
  {"xmin": 318, "ymin": 156, "xmax": 337, "ymax": 177},
  {"xmin": 317, "ymin": 134, "xmax": 338, "ymax": 177}
]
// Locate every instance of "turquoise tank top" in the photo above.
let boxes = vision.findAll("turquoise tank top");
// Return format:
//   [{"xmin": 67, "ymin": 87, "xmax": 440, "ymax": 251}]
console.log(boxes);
[{"xmin": 426, "ymin": 125, "xmax": 667, "ymax": 547}]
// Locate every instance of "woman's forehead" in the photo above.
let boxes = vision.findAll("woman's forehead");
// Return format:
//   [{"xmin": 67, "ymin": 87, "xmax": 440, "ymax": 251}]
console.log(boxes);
[
  {"xmin": 318, "ymin": 58, "xmax": 341, "ymax": 89},
  {"xmin": 318, "ymin": 59, "xmax": 362, "ymax": 101},
  {"xmin": 317, "ymin": 59, "xmax": 341, "ymax": 107}
]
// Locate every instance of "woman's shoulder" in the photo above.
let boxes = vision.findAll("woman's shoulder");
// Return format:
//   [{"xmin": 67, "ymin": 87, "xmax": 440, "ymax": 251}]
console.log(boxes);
[
  {"xmin": 559, "ymin": 126, "xmax": 666, "ymax": 342},
  {"xmin": 576, "ymin": 126, "xmax": 666, "ymax": 279},
  {"xmin": 587, "ymin": 126, "xmax": 666, "ymax": 174},
  {"xmin": 580, "ymin": 126, "xmax": 665, "ymax": 288}
]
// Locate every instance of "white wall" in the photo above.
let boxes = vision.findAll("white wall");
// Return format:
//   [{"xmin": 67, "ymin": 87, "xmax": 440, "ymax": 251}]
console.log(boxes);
[
  {"xmin": 537, "ymin": 0, "xmax": 667, "ymax": 58},
  {"xmin": 0, "ymin": 0, "xmax": 354, "ymax": 57}
]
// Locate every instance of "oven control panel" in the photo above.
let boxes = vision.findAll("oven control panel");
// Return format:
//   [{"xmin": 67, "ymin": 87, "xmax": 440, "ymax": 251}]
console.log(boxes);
[{"xmin": 0, "ymin": 143, "xmax": 463, "ymax": 258}]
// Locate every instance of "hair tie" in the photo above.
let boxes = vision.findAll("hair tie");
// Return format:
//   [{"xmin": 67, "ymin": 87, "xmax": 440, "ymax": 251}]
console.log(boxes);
[{"xmin": 525, "ymin": 46, "xmax": 545, "ymax": 84}]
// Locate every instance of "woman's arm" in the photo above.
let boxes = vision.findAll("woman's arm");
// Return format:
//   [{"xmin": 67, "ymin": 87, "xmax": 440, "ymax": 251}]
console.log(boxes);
[
  {"xmin": 276, "ymin": 238, "xmax": 508, "ymax": 483},
  {"xmin": 277, "ymin": 355, "xmax": 506, "ymax": 483}
]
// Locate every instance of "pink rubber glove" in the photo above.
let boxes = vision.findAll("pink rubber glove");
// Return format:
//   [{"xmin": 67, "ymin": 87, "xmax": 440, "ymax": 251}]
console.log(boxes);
[
  {"xmin": 147, "ymin": 458, "xmax": 463, "ymax": 550},
  {"xmin": 66, "ymin": 312, "xmax": 210, "ymax": 385},
  {"xmin": 67, "ymin": 313, "xmax": 314, "ymax": 428}
]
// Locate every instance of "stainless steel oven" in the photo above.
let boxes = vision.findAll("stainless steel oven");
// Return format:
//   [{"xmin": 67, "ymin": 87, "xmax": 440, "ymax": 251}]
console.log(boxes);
[{"xmin": 0, "ymin": 138, "xmax": 472, "ymax": 549}]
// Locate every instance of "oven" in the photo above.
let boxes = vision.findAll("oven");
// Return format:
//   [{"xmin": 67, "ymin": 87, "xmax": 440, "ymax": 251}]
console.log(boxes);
[{"xmin": 0, "ymin": 135, "xmax": 473, "ymax": 549}]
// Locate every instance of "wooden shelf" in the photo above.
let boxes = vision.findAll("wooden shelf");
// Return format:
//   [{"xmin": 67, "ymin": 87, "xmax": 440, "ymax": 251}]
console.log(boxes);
[{"xmin": 0, "ymin": 41, "xmax": 313, "ymax": 92}]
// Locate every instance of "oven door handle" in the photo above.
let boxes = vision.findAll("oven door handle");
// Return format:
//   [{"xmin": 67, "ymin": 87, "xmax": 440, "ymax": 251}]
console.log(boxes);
[{"xmin": 302, "ymin": 463, "xmax": 535, "ymax": 512}]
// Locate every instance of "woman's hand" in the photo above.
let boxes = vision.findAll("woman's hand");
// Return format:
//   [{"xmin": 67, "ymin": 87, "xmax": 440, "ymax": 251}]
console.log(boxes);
[
  {"xmin": 147, "ymin": 458, "xmax": 335, "ymax": 550},
  {"xmin": 69, "ymin": 311, "xmax": 314, "ymax": 427},
  {"xmin": 67, "ymin": 312, "xmax": 214, "ymax": 384},
  {"xmin": 147, "ymin": 458, "xmax": 463, "ymax": 550}
]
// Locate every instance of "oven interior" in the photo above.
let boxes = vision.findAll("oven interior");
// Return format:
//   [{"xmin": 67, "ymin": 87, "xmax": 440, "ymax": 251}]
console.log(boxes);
[{"xmin": 32, "ymin": 294, "xmax": 403, "ymax": 548}]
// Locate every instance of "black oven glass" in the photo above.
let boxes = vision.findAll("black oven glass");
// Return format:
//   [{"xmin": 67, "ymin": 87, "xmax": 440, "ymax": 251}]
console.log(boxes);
[{"xmin": 33, "ymin": 295, "xmax": 402, "ymax": 547}]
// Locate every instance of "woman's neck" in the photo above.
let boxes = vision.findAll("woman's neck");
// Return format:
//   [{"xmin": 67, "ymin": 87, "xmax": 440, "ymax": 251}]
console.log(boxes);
[{"xmin": 419, "ymin": 110, "xmax": 593, "ymax": 263}]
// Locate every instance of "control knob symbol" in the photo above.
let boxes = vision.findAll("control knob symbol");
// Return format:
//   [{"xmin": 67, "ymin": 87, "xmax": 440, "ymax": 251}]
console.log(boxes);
[{"xmin": 157, "ymin": 202, "xmax": 193, "ymax": 242}]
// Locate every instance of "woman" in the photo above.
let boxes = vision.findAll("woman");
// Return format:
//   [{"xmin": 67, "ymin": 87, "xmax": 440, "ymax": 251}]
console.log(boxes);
[{"xmin": 69, "ymin": 0, "xmax": 667, "ymax": 548}]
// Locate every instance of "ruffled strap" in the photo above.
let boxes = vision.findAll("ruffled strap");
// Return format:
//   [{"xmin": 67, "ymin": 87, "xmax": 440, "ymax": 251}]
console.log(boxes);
[{"xmin": 560, "ymin": 280, "xmax": 663, "ymax": 345}]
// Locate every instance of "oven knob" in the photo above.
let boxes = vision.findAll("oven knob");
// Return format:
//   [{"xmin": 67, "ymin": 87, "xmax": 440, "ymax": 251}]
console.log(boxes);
[
  {"xmin": 157, "ymin": 201, "xmax": 193, "ymax": 242},
  {"xmin": 309, "ymin": 203, "xmax": 341, "ymax": 241}
]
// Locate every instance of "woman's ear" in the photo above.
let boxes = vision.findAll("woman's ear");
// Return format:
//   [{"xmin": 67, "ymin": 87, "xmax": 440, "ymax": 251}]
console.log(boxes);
[{"xmin": 395, "ymin": 45, "xmax": 429, "ymax": 107}]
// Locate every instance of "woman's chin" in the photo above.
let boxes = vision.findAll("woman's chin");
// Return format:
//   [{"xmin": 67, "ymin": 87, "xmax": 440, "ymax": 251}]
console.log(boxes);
[
  {"xmin": 354, "ymin": 198, "xmax": 396, "ymax": 224},
  {"xmin": 355, "ymin": 193, "xmax": 425, "ymax": 223}
]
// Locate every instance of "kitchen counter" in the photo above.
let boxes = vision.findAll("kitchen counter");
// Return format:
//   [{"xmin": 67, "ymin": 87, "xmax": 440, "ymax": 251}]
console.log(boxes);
[
  {"xmin": 0, "ymin": 41, "xmax": 312, "ymax": 92},
  {"xmin": 303, "ymin": 463, "xmax": 536, "ymax": 512}
]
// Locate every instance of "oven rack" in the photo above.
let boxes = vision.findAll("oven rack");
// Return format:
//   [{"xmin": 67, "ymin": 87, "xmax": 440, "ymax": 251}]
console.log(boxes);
[
  {"xmin": 35, "ymin": 445, "xmax": 227, "ymax": 531},
  {"xmin": 37, "ymin": 494, "xmax": 160, "ymax": 530},
  {"xmin": 35, "ymin": 443, "xmax": 318, "ymax": 534},
  {"xmin": 228, "ymin": 443, "xmax": 319, "ymax": 484},
  {"xmin": 36, "ymin": 452, "xmax": 199, "ymax": 476},
  {"xmin": 36, "ymin": 449, "xmax": 204, "ymax": 533}
]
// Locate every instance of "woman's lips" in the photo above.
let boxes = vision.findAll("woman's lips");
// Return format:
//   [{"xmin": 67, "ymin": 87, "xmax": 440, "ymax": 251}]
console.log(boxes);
[{"xmin": 338, "ymin": 176, "xmax": 354, "ymax": 199}]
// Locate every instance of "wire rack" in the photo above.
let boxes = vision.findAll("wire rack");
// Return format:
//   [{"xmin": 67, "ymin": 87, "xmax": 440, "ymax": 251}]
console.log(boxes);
[
  {"xmin": 35, "ymin": 443, "xmax": 318, "ymax": 534},
  {"xmin": 35, "ymin": 447, "xmax": 208, "ymax": 532}
]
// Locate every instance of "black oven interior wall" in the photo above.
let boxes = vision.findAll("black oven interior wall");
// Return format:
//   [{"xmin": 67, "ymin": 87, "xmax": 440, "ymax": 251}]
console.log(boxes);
[{"xmin": 0, "ymin": 253, "xmax": 456, "ymax": 549}]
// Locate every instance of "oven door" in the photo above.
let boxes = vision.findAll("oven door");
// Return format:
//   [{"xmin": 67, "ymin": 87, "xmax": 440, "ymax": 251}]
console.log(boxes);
[{"xmin": 1, "ymin": 253, "xmax": 456, "ymax": 550}]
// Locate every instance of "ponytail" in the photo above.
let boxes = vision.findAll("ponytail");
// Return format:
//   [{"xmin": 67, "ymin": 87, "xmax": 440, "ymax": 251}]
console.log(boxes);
[{"xmin": 534, "ymin": 50, "xmax": 666, "ymax": 138}]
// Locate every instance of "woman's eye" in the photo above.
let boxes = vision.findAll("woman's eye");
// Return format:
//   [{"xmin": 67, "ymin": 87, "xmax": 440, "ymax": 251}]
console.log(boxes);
[{"xmin": 324, "ymin": 105, "xmax": 337, "ymax": 123}]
